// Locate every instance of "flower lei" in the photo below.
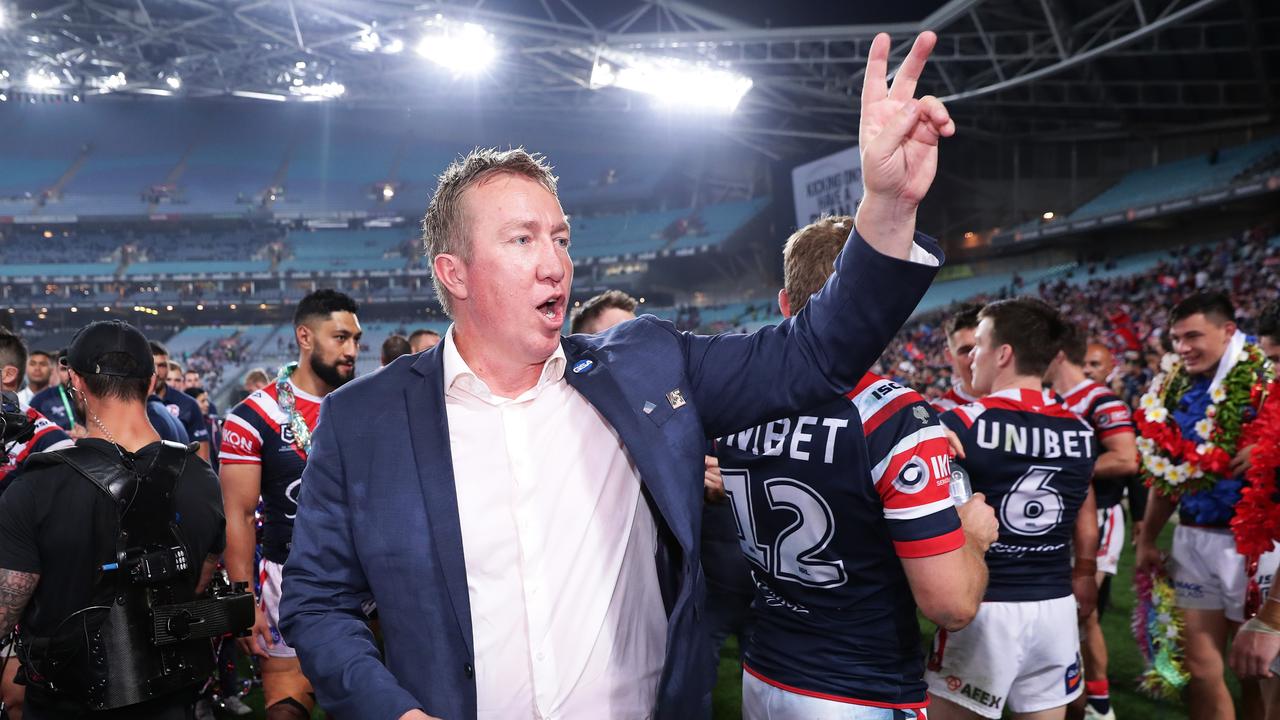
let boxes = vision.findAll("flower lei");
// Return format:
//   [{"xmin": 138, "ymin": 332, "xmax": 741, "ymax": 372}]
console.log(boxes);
[
  {"xmin": 1134, "ymin": 345, "xmax": 1270, "ymax": 499},
  {"xmin": 1231, "ymin": 379, "xmax": 1280, "ymax": 617},
  {"xmin": 276, "ymin": 362, "xmax": 313, "ymax": 456},
  {"xmin": 1132, "ymin": 565, "xmax": 1189, "ymax": 699}
]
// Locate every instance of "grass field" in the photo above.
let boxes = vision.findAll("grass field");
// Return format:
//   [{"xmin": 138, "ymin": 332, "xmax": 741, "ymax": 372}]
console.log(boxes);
[{"xmin": 224, "ymin": 525, "xmax": 1209, "ymax": 719}]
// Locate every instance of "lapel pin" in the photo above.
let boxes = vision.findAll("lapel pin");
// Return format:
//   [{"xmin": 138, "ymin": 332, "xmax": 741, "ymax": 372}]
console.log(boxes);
[
  {"xmin": 643, "ymin": 401, "xmax": 656, "ymax": 414},
  {"xmin": 572, "ymin": 359, "xmax": 594, "ymax": 374},
  {"xmin": 666, "ymin": 389, "xmax": 686, "ymax": 409}
]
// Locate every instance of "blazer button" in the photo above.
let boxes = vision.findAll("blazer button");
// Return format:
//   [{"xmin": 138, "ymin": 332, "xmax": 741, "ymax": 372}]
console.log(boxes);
[{"xmin": 464, "ymin": 663, "xmax": 474, "ymax": 679}]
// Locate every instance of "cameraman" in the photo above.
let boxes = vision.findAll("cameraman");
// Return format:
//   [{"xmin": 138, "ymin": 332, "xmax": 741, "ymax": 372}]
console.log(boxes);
[{"xmin": 0, "ymin": 320, "xmax": 229, "ymax": 719}]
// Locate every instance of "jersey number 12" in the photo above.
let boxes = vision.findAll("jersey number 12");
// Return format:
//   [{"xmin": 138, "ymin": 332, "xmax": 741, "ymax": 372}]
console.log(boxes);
[{"xmin": 722, "ymin": 468, "xmax": 846, "ymax": 588}]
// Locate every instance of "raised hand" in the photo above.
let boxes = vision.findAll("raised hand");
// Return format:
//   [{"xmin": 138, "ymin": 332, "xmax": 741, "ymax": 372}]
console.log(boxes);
[{"xmin": 855, "ymin": 32, "xmax": 956, "ymax": 257}]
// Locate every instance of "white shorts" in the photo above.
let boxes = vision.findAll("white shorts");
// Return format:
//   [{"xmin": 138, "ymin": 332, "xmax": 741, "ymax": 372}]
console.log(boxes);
[
  {"xmin": 742, "ymin": 671, "xmax": 927, "ymax": 720},
  {"xmin": 1096, "ymin": 505, "xmax": 1126, "ymax": 576},
  {"xmin": 925, "ymin": 596, "xmax": 1082, "ymax": 719},
  {"xmin": 258, "ymin": 558, "xmax": 296, "ymax": 658},
  {"xmin": 1170, "ymin": 525, "xmax": 1279, "ymax": 623}
]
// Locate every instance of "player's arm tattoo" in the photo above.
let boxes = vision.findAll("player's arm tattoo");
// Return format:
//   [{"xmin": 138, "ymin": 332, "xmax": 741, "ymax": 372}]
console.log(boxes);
[{"xmin": 0, "ymin": 569, "xmax": 39, "ymax": 637}]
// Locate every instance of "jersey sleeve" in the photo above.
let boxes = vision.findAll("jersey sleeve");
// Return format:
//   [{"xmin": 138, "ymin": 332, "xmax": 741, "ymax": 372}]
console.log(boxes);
[
  {"xmin": 219, "ymin": 403, "xmax": 265, "ymax": 465},
  {"xmin": 857, "ymin": 381, "xmax": 964, "ymax": 558},
  {"xmin": 1088, "ymin": 393, "xmax": 1135, "ymax": 440},
  {"xmin": 25, "ymin": 409, "xmax": 73, "ymax": 455}
]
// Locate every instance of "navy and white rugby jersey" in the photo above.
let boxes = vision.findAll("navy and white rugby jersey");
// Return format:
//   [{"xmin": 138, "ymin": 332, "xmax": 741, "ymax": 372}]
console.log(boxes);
[
  {"xmin": 219, "ymin": 381, "xmax": 320, "ymax": 564},
  {"xmin": 715, "ymin": 373, "xmax": 963, "ymax": 708},
  {"xmin": 930, "ymin": 383, "xmax": 978, "ymax": 413},
  {"xmin": 1061, "ymin": 379, "xmax": 1135, "ymax": 509},
  {"xmin": 941, "ymin": 388, "xmax": 1097, "ymax": 603}
]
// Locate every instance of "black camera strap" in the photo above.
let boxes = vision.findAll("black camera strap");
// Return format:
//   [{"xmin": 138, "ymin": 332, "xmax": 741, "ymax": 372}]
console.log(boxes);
[{"xmin": 33, "ymin": 440, "xmax": 188, "ymax": 565}]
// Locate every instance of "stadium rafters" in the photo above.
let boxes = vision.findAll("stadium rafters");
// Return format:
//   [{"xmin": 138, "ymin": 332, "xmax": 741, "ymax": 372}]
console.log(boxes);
[{"xmin": 0, "ymin": 0, "xmax": 1276, "ymax": 158}]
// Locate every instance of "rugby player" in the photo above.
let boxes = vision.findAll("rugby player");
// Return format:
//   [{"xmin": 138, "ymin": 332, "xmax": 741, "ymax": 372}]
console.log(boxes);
[
  {"xmin": 928, "ymin": 298, "xmax": 1099, "ymax": 720},
  {"xmin": 219, "ymin": 289, "xmax": 362, "ymax": 720},
  {"xmin": 716, "ymin": 216, "xmax": 999, "ymax": 719}
]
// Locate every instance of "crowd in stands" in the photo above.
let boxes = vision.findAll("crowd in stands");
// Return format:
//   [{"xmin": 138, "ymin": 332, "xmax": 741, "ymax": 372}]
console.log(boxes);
[{"xmin": 870, "ymin": 224, "xmax": 1280, "ymax": 404}]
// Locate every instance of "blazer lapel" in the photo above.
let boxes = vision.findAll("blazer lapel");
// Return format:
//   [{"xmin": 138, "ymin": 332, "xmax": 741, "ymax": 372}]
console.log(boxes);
[
  {"xmin": 405, "ymin": 347, "xmax": 474, "ymax": 656},
  {"xmin": 561, "ymin": 341, "xmax": 693, "ymax": 554}
]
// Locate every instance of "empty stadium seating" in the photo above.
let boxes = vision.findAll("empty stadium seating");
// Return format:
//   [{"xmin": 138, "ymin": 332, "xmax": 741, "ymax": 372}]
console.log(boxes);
[{"xmin": 1070, "ymin": 135, "xmax": 1280, "ymax": 221}]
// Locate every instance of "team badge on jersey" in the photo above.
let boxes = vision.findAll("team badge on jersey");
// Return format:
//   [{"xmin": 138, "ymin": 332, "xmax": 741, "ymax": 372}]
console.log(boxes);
[
  {"xmin": 912, "ymin": 405, "xmax": 931, "ymax": 425},
  {"xmin": 666, "ymin": 388, "xmax": 686, "ymax": 409},
  {"xmin": 894, "ymin": 456, "xmax": 931, "ymax": 494},
  {"xmin": 572, "ymin": 359, "xmax": 594, "ymax": 374}
]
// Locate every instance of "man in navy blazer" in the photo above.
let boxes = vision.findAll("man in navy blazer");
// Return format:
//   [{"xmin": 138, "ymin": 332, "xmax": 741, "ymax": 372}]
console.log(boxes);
[{"xmin": 281, "ymin": 31, "xmax": 957, "ymax": 720}]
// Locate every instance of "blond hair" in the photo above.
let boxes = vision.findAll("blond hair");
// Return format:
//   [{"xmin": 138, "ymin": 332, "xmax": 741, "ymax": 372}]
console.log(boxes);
[{"xmin": 782, "ymin": 215, "xmax": 854, "ymax": 314}]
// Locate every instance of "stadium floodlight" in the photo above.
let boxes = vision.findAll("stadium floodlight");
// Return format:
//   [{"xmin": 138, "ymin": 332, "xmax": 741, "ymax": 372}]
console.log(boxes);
[
  {"xmin": 1042, "ymin": 211, "xmax": 1055, "ymax": 220},
  {"xmin": 25, "ymin": 68, "xmax": 59, "ymax": 90},
  {"xmin": 416, "ymin": 18, "xmax": 496, "ymax": 75},
  {"xmin": 165, "ymin": 75, "xmax": 182, "ymax": 90},
  {"xmin": 292, "ymin": 81, "xmax": 345, "ymax": 101},
  {"xmin": 590, "ymin": 54, "xmax": 752, "ymax": 113},
  {"xmin": 134, "ymin": 88, "xmax": 173, "ymax": 96},
  {"xmin": 352, "ymin": 30, "xmax": 402, "ymax": 54},
  {"xmin": 231, "ymin": 90, "xmax": 287, "ymax": 102}
]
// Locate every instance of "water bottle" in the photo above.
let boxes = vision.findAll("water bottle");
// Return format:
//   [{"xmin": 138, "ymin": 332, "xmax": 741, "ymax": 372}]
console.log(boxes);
[{"xmin": 949, "ymin": 462, "xmax": 973, "ymax": 505}]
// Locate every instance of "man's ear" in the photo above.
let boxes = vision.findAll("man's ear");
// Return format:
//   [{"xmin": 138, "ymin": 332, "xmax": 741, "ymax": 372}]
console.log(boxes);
[
  {"xmin": 997, "ymin": 343, "xmax": 1015, "ymax": 371},
  {"xmin": 1, "ymin": 365, "xmax": 17, "ymax": 389},
  {"xmin": 433, "ymin": 253, "xmax": 468, "ymax": 307},
  {"xmin": 296, "ymin": 323, "xmax": 313, "ymax": 352},
  {"xmin": 1223, "ymin": 320, "xmax": 1238, "ymax": 339},
  {"xmin": 777, "ymin": 289, "xmax": 791, "ymax": 319}
]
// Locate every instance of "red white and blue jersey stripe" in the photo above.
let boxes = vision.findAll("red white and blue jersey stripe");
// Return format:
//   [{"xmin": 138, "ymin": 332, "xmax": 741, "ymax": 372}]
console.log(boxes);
[
  {"xmin": 1, "ymin": 407, "xmax": 73, "ymax": 487},
  {"xmin": 219, "ymin": 381, "xmax": 320, "ymax": 564},
  {"xmin": 941, "ymin": 388, "xmax": 1097, "ymax": 603},
  {"xmin": 715, "ymin": 373, "xmax": 963, "ymax": 708},
  {"xmin": 930, "ymin": 384, "xmax": 978, "ymax": 413},
  {"xmin": 1061, "ymin": 379, "xmax": 1135, "ymax": 508}
]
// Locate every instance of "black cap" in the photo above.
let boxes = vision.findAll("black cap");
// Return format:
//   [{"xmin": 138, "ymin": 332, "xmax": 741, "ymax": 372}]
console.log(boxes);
[{"xmin": 66, "ymin": 320, "xmax": 155, "ymax": 379}]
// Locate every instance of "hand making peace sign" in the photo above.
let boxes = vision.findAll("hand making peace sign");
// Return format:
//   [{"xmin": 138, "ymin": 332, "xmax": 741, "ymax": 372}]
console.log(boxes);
[{"xmin": 854, "ymin": 32, "xmax": 956, "ymax": 258}]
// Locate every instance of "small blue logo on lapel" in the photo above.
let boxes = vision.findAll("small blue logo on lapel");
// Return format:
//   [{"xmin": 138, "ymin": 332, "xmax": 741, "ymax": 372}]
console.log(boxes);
[{"xmin": 572, "ymin": 359, "xmax": 594, "ymax": 374}]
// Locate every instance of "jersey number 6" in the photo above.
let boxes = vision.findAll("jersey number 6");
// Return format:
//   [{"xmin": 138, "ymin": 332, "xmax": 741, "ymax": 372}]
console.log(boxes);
[
  {"xmin": 1000, "ymin": 465, "xmax": 1065, "ymax": 536},
  {"xmin": 722, "ymin": 468, "xmax": 847, "ymax": 588}
]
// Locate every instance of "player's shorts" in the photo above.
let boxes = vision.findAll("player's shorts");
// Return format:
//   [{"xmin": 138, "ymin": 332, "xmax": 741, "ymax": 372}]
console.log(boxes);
[
  {"xmin": 1096, "ymin": 504, "xmax": 1126, "ymax": 576},
  {"xmin": 742, "ymin": 670, "xmax": 927, "ymax": 719},
  {"xmin": 925, "ymin": 595, "xmax": 1082, "ymax": 719},
  {"xmin": 1170, "ymin": 525, "xmax": 1279, "ymax": 623},
  {"xmin": 258, "ymin": 558, "xmax": 296, "ymax": 658}
]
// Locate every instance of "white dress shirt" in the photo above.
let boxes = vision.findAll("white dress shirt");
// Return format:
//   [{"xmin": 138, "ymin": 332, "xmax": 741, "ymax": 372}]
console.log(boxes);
[{"xmin": 442, "ymin": 327, "xmax": 668, "ymax": 720}]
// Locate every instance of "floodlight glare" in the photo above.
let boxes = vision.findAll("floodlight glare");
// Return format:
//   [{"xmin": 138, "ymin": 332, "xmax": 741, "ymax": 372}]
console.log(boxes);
[
  {"xmin": 25, "ymin": 69, "xmax": 58, "ymax": 90},
  {"xmin": 416, "ymin": 20, "xmax": 496, "ymax": 75},
  {"xmin": 165, "ymin": 75, "xmax": 182, "ymax": 90},
  {"xmin": 290, "ymin": 81, "xmax": 345, "ymax": 99},
  {"xmin": 592, "ymin": 56, "xmax": 752, "ymax": 113}
]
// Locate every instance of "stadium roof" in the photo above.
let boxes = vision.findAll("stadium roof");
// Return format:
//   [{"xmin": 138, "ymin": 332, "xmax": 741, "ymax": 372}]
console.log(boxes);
[{"xmin": 1, "ymin": 0, "xmax": 1277, "ymax": 158}]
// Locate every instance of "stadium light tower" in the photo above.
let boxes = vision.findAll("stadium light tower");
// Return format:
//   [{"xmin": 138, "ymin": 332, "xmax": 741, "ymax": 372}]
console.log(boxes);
[
  {"xmin": 590, "ymin": 53, "xmax": 752, "ymax": 113},
  {"xmin": 415, "ymin": 17, "xmax": 496, "ymax": 75}
]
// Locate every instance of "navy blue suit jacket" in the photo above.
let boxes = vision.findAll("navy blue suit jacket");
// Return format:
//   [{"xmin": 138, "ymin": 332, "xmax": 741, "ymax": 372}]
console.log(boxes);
[{"xmin": 280, "ymin": 232, "xmax": 943, "ymax": 719}]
